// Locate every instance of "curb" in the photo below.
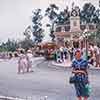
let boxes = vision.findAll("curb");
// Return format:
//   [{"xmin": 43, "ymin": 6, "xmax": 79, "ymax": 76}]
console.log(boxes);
[
  {"xmin": 52, "ymin": 61, "xmax": 72, "ymax": 67},
  {"xmin": 51, "ymin": 61, "xmax": 100, "ymax": 70},
  {"xmin": 0, "ymin": 96, "xmax": 24, "ymax": 100},
  {"xmin": 33, "ymin": 57, "xmax": 45, "ymax": 60},
  {"xmin": 50, "ymin": 61, "xmax": 72, "ymax": 70}
]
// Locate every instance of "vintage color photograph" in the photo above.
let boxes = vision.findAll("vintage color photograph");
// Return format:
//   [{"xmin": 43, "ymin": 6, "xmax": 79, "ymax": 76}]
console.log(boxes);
[{"xmin": 0, "ymin": 0, "xmax": 100, "ymax": 100}]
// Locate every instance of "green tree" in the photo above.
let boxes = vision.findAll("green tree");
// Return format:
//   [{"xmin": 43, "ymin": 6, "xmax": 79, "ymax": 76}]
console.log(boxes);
[
  {"xmin": 18, "ymin": 39, "xmax": 34, "ymax": 50},
  {"xmin": 88, "ymin": 24, "xmax": 100, "ymax": 46},
  {"xmin": 56, "ymin": 11, "xmax": 65, "ymax": 24},
  {"xmin": 32, "ymin": 9, "xmax": 44, "ymax": 44},
  {"xmin": 80, "ymin": 3, "xmax": 97, "ymax": 24},
  {"xmin": 23, "ymin": 25, "xmax": 31, "ymax": 40},
  {"xmin": 96, "ymin": 23, "xmax": 100, "ymax": 46},
  {"xmin": 45, "ymin": 4, "xmax": 59, "ymax": 41},
  {"xmin": 0, "ymin": 39, "xmax": 18, "ymax": 52},
  {"xmin": 6, "ymin": 39, "xmax": 18, "ymax": 51},
  {"xmin": 56, "ymin": 6, "xmax": 70, "ymax": 25}
]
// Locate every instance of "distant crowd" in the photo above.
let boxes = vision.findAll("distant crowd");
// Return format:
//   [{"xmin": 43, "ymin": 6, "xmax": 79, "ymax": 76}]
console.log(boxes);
[
  {"xmin": 0, "ymin": 43, "xmax": 100, "ymax": 74},
  {"xmin": 53, "ymin": 44, "xmax": 100, "ymax": 67},
  {"xmin": 0, "ymin": 49, "xmax": 34, "ymax": 74}
]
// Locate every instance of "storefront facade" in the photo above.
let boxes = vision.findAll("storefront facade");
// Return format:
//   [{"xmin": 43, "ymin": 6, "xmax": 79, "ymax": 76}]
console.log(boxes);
[{"xmin": 54, "ymin": 6, "xmax": 97, "ymax": 48}]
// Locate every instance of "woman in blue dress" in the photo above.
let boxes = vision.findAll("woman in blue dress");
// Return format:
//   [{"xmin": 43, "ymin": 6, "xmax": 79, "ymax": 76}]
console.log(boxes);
[{"xmin": 72, "ymin": 49, "xmax": 89, "ymax": 100}]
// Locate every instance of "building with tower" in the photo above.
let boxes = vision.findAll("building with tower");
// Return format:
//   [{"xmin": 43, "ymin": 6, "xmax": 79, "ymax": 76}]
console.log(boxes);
[{"xmin": 54, "ymin": 3, "xmax": 97, "ymax": 48}]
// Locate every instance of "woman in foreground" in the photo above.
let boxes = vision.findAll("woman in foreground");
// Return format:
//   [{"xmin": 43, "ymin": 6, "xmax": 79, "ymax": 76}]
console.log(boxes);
[{"xmin": 71, "ymin": 50, "xmax": 90, "ymax": 100}]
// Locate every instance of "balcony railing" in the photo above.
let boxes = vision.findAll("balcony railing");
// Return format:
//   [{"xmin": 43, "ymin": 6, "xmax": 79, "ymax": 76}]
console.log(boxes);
[
  {"xmin": 55, "ymin": 23, "xmax": 97, "ymax": 32},
  {"xmin": 55, "ymin": 24, "xmax": 70, "ymax": 32}
]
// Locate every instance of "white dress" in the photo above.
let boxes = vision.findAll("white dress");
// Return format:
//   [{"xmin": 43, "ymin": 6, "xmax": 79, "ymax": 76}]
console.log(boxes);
[
  {"xmin": 26, "ymin": 53, "xmax": 33, "ymax": 68},
  {"xmin": 18, "ymin": 54, "xmax": 28, "ymax": 69}
]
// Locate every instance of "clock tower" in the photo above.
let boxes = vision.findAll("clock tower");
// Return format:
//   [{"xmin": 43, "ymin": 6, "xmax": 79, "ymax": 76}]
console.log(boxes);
[{"xmin": 70, "ymin": 5, "xmax": 81, "ymax": 32}]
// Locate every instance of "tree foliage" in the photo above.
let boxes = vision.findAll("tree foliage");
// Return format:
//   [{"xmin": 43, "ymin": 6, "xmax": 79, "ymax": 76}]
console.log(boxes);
[
  {"xmin": 45, "ymin": 4, "xmax": 59, "ymax": 41},
  {"xmin": 23, "ymin": 25, "xmax": 31, "ymax": 40},
  {"xmin": 32, "ymin": 9, "xmax": 44, "ymax": 44},
  {"xmin": 0, "ymin": 39, "xmax": 18, "ymax": 52},
  {"xmin": 80, "ymin": 3, "xmax": 98, "ymax": 24},
  {"xmin": 18, "ymin": 39, "xmax": 34, "ymax": 50},
  {"xmin": 56, "ymin": 6, "xmax": 70, "ymax": 25}
]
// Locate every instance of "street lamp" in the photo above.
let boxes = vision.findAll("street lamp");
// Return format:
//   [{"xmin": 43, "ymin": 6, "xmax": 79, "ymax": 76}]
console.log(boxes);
[
  {"xmin": 82, "ymin": 29, "xmax": 92, "ymax": 60},
  {"xmin": 83, "ymin": 29, "xmax": 88, "ymax": 60}
]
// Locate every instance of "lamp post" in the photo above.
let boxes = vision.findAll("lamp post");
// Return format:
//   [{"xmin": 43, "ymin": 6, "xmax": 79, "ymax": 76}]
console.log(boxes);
[{"xmin": 83, "ymin": 29, "xmax": 88, "ymax": 60}]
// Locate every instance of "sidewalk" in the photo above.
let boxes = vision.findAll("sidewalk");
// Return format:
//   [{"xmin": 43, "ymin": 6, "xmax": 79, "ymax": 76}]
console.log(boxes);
[
  {"xmin": 52, "ymin": 60, "xmax": 72, "ymax": 67},
  {"xmin": 33, "ymin": 56, "xmax": 45, "ymax": 61},
  {"xmin": 52, "ymin": 60, "xmax": 100, "ymax": 70}
]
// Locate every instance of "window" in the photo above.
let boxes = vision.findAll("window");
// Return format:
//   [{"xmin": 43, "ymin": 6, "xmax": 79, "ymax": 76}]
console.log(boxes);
[
  {"xmin": 73, "ymin": 21, "xmax": 77, "ymax": 26},
  {"xmin": 56, "ymin": 27, "xmax": 61, "ymax": 32}
]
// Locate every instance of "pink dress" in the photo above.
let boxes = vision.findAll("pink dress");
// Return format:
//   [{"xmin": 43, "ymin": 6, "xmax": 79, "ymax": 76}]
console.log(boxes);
[
  {"xmin": 26, "ymin": 53, "xmax": 33, "ymax": 71},
  {"xmin": 18, "ymin": 54, "xmax": 28, "ymax": 73}
]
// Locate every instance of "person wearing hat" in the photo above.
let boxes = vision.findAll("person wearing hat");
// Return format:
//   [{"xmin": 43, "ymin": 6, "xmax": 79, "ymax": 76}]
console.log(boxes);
[{"xmin": 71, "ymin": 50, "xmax": 90, "ymax": 100}]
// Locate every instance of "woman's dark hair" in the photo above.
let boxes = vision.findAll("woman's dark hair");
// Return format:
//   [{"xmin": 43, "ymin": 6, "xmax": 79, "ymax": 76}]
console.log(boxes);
[
  {"xmin": 75, "ymin": 50, "xmax": 81, "ymax": 55},
  {"xmin": 20, "ymin": 50, "xmax": 24, "ymax": 54},
  {"xmin": 14, "ymin": 53, "xmax": 18, "ymax": 57},
  {"xmin": 9, "ymin": 53, "xmax": 13, "ymax": 58}
]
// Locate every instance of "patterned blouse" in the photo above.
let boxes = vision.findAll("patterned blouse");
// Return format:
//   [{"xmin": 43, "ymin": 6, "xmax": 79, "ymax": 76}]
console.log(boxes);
[{"xmin": 72, "ymin": 58, "xmax": 89, "ymax": 83}]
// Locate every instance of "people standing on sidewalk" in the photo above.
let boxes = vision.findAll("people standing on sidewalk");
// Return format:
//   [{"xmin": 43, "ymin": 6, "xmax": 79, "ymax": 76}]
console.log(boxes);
[
  {"xmin": 56, "ymin": 48, "xmax": 62, "ymax": 63},
  {"xmin": 87, "ymin": 44, "xmax": 95, "ymax": 66},
  {"xmin": 94, "ymin": 45, "xmax": 100, "ymax": 67},
  {"xmin": 63, "ymin": 46, "xmax": 68, "ymax": 60},
  {"xmin": 69, "ymin": 47, "xmax": 74, "ymax": 61},
  {"xmin": 70, "ymin": 50, "xmax": 90, "ymax": 100},
  {"xmin": 53, "ymin": 47, "xmax": 59, "ymax": 62},
  {"xmin": 18, "ymin": 50, "xmax": 28, "ymax": 74},
  {"xmin": 59, "ymin": 46, "xmax": 64, "ymax": 62},
  {"xmin": 26, "ymin": 50, "xmax": 34, "ymax": 72}
]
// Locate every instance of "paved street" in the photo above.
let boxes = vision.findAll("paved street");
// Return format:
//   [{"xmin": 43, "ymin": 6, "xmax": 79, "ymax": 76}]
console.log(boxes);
[{"xmin": 0, "ymin": 58, "xmax": 100, "ymax": 100}]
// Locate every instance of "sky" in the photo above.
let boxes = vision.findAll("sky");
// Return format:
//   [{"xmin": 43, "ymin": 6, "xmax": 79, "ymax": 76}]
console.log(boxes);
[{"xmin": 0, "ymin": 0, "xmax": 99, "ymax": 42}]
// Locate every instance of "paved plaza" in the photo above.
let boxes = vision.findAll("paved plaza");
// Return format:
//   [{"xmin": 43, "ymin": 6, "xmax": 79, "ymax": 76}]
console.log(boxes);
[{"xmin": 0, "ymin": 58, "xmax": 100, "ymax": 100}]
